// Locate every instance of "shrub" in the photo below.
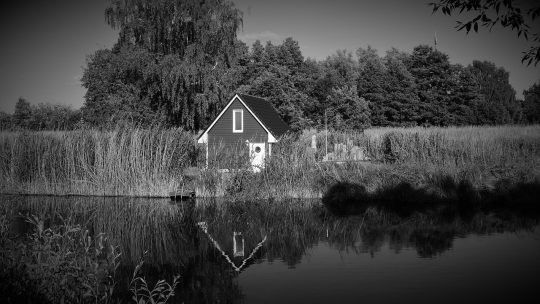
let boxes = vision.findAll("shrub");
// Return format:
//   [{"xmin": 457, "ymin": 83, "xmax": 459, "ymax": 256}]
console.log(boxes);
[{"xmin": 0, "ymin": 214, "xmax": 119, "ymax": 303}]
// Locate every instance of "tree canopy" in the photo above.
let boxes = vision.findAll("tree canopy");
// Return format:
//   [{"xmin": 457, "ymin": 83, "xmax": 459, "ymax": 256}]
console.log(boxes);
[
  {"xmin": 82, "ymin": 0, "xmax": 244, "ymax": 129},
  {"xmin": 523, "ymin": 80, "xmax": 540, "ymax": 123},
  {"xmin": 430, "ymin": 0, "xmax": 540, "ymax": 65},
  {"xmin": 4, "ymin": 97, "xmax": 81, "ymax": 131},
  {"xmin": 8, "ymin": 0, "xmax": 533, "ymax": 132}
]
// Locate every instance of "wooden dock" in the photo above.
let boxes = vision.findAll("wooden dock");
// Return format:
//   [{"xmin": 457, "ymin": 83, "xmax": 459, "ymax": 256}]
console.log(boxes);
[
  {"xmin": 169, "ymin": 190, "xmax": 195, "ymax": 201},
  {"xmin": 169, "ymin": 167, "xmax": 200, "ymax": 201}
]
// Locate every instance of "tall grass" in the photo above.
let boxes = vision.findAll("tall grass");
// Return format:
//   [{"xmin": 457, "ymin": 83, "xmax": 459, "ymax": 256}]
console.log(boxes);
[
  {"xmin": 229, "ymin": 125, "xmax": 540, "ymax": 199},
  {"xmin": 302, "ymin": 125, "xmax": 540, "ymax": 165},
  {"xmin": 1, "ymin": 125, "xmax": 539, "ymax": 198},
  {"xmin": 364, "ymin": 125, "xmax": 540, "ymax": 166},
  {"xmin": 0, "ymin": 126, "xmax": 200, "ymax": 196}
]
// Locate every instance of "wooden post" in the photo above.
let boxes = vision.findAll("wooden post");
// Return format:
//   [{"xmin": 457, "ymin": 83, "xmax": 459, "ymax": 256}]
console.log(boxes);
[
  {"xmin": 325, "ymin": 110, "xmax": 328, "ymax": 158},
  {"xmin": 205, "ymin": 143, "xmax": 209, "ymax": 169}
]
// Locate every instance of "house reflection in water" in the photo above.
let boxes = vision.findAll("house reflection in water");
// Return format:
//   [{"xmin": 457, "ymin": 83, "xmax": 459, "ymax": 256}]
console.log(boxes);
[
  {"xmin": 233, "ymin": 232, "xmax": 245, "ymax": 257},
  {"xmin": 197, "ymin": 221, "xmax": 266, "ymax": 272}
]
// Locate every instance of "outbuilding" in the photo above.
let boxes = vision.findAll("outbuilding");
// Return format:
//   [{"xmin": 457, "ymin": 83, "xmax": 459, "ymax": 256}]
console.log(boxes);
[{"xmin": 197, "ymin": 93, "xmax": 289, "ymax": 172}]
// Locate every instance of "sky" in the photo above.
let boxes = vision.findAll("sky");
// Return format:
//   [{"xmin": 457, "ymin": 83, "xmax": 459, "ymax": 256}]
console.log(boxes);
[{"xmin": 0, "ymin": 0, "xmax": 538, "ymax": 113}]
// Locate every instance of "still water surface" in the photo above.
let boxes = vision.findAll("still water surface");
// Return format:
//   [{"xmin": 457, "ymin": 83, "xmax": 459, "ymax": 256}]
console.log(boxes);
[{"xmin": 1, "ymin": 195, "xmax": 539, "ymax": 303}]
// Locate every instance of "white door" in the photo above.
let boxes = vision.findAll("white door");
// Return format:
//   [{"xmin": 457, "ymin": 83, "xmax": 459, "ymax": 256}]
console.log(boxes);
[{"xmin": 249, "ymin": 143, "xmax": 265, "ymax": 172}]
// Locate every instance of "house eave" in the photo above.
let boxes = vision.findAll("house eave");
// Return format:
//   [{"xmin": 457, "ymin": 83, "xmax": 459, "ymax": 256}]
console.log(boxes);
[
  {"xmin": 197, "ymin": 132, "xmax": 208, "ymax": 144},
  {"xmin": 268, "ymin": 132, "xmax": 277, "ymax": 143},
  {"xmin": 197, "ymin": 93, "xmax": 280, "ymax": 143}
]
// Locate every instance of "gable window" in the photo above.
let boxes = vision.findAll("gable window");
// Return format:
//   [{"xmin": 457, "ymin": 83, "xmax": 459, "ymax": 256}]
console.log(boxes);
[{"xmin": 233, "ymin": 109, "xmax": 243, "ymax": 133}]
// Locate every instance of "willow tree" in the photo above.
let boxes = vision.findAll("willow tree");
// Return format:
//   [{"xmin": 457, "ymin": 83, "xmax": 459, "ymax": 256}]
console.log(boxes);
[{"xmin": 83, "ymin": 0, "xmax": 243, "ymax": 129}]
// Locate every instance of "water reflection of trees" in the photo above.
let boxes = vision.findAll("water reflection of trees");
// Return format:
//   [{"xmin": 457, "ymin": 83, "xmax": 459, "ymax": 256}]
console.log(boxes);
[
  {"xmin": 1, "ymin": 194, "xmax": 539, "ymax": 302},
  {"xmin": 1, "ymin": 196, "xmax": 245, "ymax": 303},
  {"xmin": 322, "ymin": 179, "xmax": 540, "ymax": 257}
]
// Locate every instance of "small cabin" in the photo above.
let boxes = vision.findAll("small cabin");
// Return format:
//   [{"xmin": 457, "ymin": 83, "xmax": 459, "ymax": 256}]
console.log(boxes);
[{"xmin": 197, "ymin": 93, "xmax": 289, "ymax": 172}]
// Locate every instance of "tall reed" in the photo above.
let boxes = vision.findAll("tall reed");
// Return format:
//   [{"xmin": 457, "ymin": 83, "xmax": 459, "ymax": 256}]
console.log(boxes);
[
  {"xmin": 0, "ymin": 126, "xmax": 200, "ymax": 196},
  {"xmin": 1, "ymin": 125, "xmax": 539, "ymax": 198},
  {"xmin": 228, "ymin": 125, "xmax": 540, "ymax": 199}
]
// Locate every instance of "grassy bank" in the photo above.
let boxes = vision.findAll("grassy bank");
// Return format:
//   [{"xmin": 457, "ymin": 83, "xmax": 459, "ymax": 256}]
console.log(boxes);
[{"xmin": 1, "ymin": 125, "xmax": 539, "ymax": 199}]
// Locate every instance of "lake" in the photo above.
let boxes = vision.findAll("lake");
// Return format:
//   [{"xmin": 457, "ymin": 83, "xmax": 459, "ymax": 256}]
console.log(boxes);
[{"xmin": 1, "ymin": 195, "xmax": 539, "ymax": 303}]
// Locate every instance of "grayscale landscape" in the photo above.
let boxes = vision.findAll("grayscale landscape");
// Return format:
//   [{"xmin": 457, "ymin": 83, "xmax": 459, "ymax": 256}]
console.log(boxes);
[{"xmin": 1, "ymin": 0, "xmax": 539, "ymax": 303}]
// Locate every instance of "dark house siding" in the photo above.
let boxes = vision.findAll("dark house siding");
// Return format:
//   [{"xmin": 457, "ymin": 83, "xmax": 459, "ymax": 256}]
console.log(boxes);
[
  {"xmin": 208, "ymin": 97, "xmax": 268, "ymax": 146},
  {"xmin": 207, "ymin": 97, "xmax": 268, "ymax": 168}
]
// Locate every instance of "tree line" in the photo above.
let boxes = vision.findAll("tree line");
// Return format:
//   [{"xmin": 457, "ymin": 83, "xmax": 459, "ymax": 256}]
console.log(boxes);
[
  {"xmin": 1, "ymin": 0, "xmax": 539, "ymax": 131},
  {"xmin": 0, "ymin": 98, "xmax": 81, "ymax": 131}
]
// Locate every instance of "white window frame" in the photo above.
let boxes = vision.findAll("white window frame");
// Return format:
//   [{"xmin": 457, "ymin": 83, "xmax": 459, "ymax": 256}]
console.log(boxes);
[{"xmin": 232, "ymin": 109, "xmax": 243, "ymax": 133}]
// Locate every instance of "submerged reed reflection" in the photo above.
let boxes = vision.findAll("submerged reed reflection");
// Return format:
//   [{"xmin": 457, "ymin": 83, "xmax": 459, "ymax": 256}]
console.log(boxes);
[{"xmin": 1, "ymin": 194, "xmax": 539, "ymax": 302}]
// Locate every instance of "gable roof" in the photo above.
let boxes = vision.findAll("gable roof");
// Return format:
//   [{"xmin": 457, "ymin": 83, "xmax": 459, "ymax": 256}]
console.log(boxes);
[
  {"xmin": 237, "ymin": 94, "xmax": 290, "ymax": 138},
  {"xmin": 197, "ymin": 93, "xmax": 289, "ymax": 143}
]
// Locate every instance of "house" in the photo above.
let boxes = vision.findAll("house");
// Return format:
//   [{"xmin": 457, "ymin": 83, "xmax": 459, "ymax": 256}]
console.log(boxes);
[{"xmin": 197, "ymin": 93, "xmax": 289, "ymax": 172}]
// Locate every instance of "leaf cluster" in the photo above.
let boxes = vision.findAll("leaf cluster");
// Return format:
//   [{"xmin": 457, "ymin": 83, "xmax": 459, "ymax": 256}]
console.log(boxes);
[
  {"xmin": 0, "ymin": 213, "xmax": 120, "ymax": 303},
  {"xmin": 430, "ymin": 0, "xmax": 540, "ymax": 65}
]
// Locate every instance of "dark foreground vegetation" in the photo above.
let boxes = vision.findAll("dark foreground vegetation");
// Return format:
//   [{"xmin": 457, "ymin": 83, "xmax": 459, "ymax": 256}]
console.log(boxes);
[
  {"xmin": 323, "ymin": 179, "xmax": 540, "ymax": 217},
  {"xmin": 0, "ymin": 211, "xmax": 179, "ymax": 304}
]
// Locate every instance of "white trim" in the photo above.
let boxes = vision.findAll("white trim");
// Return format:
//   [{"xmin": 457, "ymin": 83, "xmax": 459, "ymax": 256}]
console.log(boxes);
[
  {"xmin": 197, "ymin": 221, "xmax": 267, "ymax": 272},
  {"xmin": 268, "ymin": 132, "xmax": 276, "ymax": 143},
  {"xmin": 205, "ymin": 142, "xmax": 208, "ymax": 168},
  {"xmin": 197, "ymin": 94, "xmax": 279, "ymax": 144},
  {"xmin": 232, "ymin": 109, "xmax": 243, "ymax": 133},
  {"xmin": 237, "ymin": 95, "xmax": 279, "ymax": 143},
  {"xmin": 197, "ymin": 94, "xmax": 239, "ymax": 144},
  {"xmin": 199, "ymin": 132, "xmax": 208, "ymax": 144},
  {"xmin": 249, "ymin": 142, "xmax": 266, "ymax": 173}
]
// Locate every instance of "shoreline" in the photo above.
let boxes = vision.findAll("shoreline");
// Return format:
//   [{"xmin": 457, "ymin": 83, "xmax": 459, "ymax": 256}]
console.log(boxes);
[{"xmin": 1, "ymin": 125, "xmax": 538, "ymax": 200}]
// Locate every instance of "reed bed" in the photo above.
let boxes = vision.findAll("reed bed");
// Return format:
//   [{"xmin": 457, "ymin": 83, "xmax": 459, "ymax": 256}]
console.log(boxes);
[
  {"xmin": 1, "ymin": 125, "xmax": 539, "ymax": 198},
  {"xmin": 0, "ymin": 127, "xmax": 200, "ymax": 196},
  {"xmin": 220, "ymin": 125, "xmax": 540, "ymax": 200}
]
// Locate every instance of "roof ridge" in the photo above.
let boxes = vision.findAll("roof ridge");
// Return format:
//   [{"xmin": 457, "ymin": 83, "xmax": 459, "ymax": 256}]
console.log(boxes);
[
  {"xmin": 238, "ymin": 94, "xmax": 289, "ymax": 127},
  {"xmin": 197, "ymin": 92, "xmax": 290, "ymax": 142}
]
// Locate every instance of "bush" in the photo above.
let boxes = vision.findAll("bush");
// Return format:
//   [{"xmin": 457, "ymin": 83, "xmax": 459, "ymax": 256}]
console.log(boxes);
[
  {"xmin": 0, "ymin": 214, "xmax": 119, "ymax": 303},
  {"xmin": 0, "ymin": 213, "xmax": 181, "ymax": 303},
  {"xmin": 322, "ymin": 182, "xmax": 369, "ymax": 216}
]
